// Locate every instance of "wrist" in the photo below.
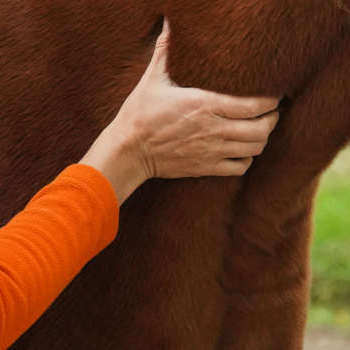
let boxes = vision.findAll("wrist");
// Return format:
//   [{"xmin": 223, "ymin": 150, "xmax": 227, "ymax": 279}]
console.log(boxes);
[{"xmin": 79, "ymin": 128, "xmax": 148, "ymax": 205}]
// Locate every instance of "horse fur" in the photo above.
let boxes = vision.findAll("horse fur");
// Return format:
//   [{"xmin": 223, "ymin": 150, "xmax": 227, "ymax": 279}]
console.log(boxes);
[{"xmin": 0, "ymin": 1, "xmax": 349, "ymax": 349}]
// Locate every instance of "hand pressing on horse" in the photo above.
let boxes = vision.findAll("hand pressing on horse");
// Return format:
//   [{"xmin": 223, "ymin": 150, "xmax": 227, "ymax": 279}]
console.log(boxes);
[{"xmin": 80, "ymin": 19, "xmax": 279, "ymax": 204}]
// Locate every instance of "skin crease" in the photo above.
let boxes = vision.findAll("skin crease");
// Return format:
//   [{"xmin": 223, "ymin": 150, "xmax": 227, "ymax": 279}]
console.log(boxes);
[
  {"xmin": 80, "ymin": 20, "xmax": 279, "ymax": 205},
  {"xmin": 0, "ymin": 1, "xmax": 349, "ymax": 349}
]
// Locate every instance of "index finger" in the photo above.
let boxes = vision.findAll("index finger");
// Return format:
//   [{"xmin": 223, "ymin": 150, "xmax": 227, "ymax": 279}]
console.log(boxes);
[{"xmin": 200, "ymin": 90, "xmax": 279, "ymax": 119}]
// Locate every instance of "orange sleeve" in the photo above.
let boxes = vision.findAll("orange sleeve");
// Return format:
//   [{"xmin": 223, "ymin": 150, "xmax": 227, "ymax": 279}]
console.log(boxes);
[{"xmin": 0, "ymin": 164, "xmax": 119, "ymax": 349}]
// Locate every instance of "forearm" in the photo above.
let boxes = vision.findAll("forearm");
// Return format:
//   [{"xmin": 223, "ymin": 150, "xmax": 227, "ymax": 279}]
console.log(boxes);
[{"xmin": 0, "ymin": 164, "xmax": 119, "ymax": 349}]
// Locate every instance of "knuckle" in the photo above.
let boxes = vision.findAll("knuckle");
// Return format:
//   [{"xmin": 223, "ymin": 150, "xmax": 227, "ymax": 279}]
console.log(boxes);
[
  {"xmin": 245, "ymin": 156, "xmax": 253, "ymax": 165},
  {"xmin": 155, "ymin": 40, "xmax": 168, "ymax": 50},
  {"xmin": 254, "ymin": 143, "xmax": 265, "ymax": 155},
  {"xmin": 257, "ymin": 119, "xmax": 272, "ymax": 138},
  {"xmin": 260, "ymin": 97, "xmax": 279, "ymax": 111},
  {"xmin": 244, "ymin": 157, "xmax": 253, "ymax": 169},
  {"xmin": 236, "ymin": 168, "xmax": 246, "ymax": 176},
  {"xmin": 244, "ymin": 99, "xmax": 259, "ymax": 116},
  {"xmin": 188, "ymin": 89, "xmax": 205, "ymax": 108},
  {"xmin": 237, "ymin": 159, "xmax": 251, "ymax": 175},
  {"xmin": 243, "ymin": 97, "xmax": 279, "ymax": 118},
  {"xmin": 237, "ymin": 166, "xmax": 248, "ymax": 176},
  {"xmin": 267, "ymin": 113, "xmax": 278, "ymax": 131},
  {"xmin": 245, "ymin": 98, "xmax": 279, "ymax": 118},
  {"xmin": 217, "ymin": 123, "xmax": 228, "ymax": 139},
  {"xmin": 264, "ymin": 122, "xmax": 272, "ymax": 136},
  {"xmin": 220, "ymin": 95, "xmax": 231, "ymax": 110},
  {"xmin": 155, "ymin": 31, "xmax": 170, "ymax": 48},
  {"xmin": 272, "ymin": 111, "xmax": 280, "ymax": 125}
]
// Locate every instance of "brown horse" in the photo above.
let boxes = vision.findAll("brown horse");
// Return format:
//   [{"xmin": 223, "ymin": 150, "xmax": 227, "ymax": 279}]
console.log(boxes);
[{"xmin": 1, "ymin": 1, "xmax": 349, "ymax": 349}]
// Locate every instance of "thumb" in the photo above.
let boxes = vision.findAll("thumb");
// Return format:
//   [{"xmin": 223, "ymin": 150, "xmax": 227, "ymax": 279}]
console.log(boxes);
[
  {"xmin": 157, "ymin": 17, "xmax": 170, "ymax": 48},
  {"xmin": 147, "ymin": 18, "xmax": 171, "ymax": 76}
]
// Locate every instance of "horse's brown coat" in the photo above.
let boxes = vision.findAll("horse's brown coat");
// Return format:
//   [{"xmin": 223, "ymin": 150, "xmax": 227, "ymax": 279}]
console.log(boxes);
[{"xmin": 0, "ymin": 1, "xmax": 349, "ymax": 349}]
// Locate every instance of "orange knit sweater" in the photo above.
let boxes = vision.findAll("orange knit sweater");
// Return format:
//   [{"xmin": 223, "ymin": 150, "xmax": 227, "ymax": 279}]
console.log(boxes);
[{"xmin": 0, "ymin": 164, "xmax": 119, "ymax": 349}]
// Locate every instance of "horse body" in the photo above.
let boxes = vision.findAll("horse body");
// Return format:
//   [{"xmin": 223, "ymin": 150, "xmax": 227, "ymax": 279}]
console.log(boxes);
[{"xmin": 0, "ymin": 1, "xmax": 349, "ymax": 349}]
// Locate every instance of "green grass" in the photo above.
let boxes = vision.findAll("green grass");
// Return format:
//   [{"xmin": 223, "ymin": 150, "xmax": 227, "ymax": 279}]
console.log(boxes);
[{"xmin": 309, "ymin": 147, "xmax": 350, "ymax": 329}]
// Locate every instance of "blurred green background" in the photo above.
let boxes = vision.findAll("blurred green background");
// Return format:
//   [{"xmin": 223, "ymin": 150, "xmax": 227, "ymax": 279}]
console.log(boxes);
[{"xmin": 308, "ymin": 146, "xmax": 350, "ymax": 330}]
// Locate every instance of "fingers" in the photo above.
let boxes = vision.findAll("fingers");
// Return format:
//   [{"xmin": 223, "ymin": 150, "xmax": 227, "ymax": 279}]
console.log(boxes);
[
  {"xmin": 219, "ymin": 141, "xmax": 266, "ymax": 158},
  {"xmin": 219, "ymin": 111, "xmax": 279, "ymax": 142},
  {"xmin": 210, "ymin": 158, "xmax": 253, "ymax": 176},
  {"xmin": 195, "ymin": 89, "xmax": 279, "ymax": 119}
]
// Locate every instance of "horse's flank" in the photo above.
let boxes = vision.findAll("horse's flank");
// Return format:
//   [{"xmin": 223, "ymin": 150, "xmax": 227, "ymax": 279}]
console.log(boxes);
[{"xmin": 0, "ymin": 1, "xmax": 349, "ymax": 349}]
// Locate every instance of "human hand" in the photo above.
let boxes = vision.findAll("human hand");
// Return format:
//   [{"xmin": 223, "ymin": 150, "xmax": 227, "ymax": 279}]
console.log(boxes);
[
  {"xmin": 109, "ymin": 19, "xmax": 279, "ymax": 179},
  {"xmin": 81, "ymin": 18, "xmax": 279, "ymax": 204}
]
